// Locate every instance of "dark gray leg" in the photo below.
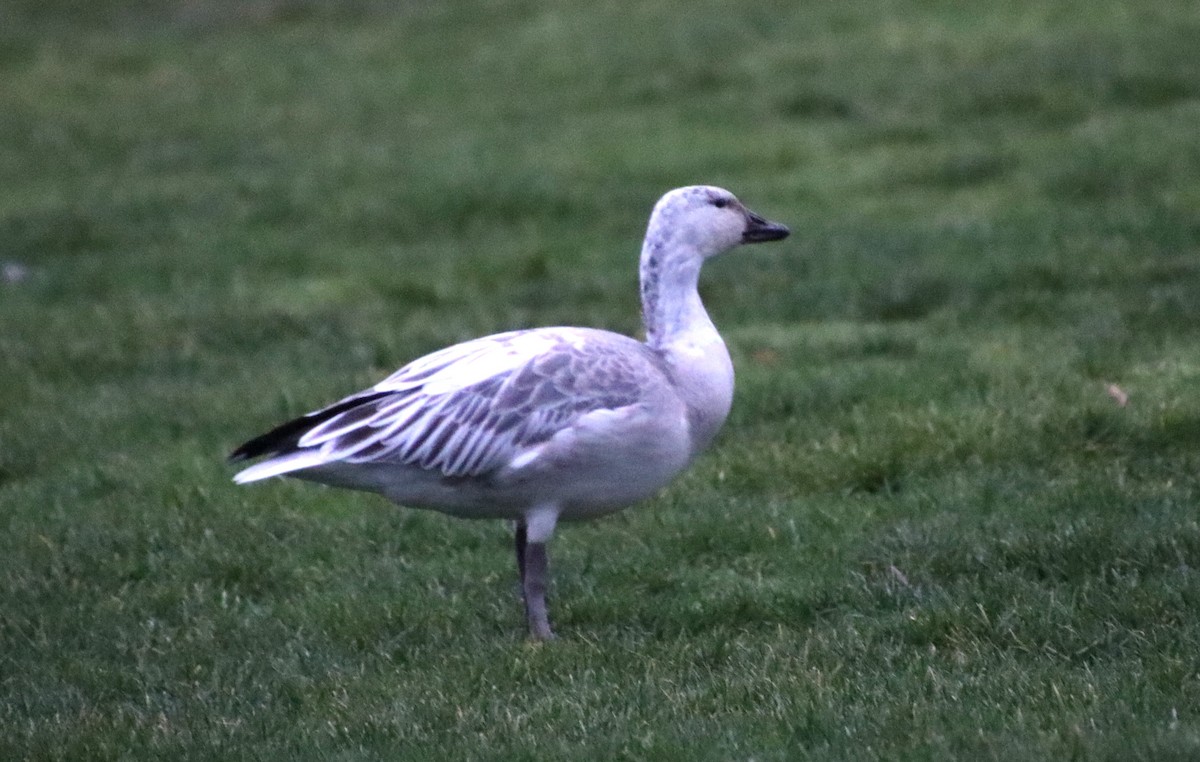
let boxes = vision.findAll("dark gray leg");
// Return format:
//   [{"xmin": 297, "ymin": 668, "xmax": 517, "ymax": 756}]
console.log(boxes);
[
  {"xmin": 515, "ymin": 508, "xmax": 558, "ymax": 640},
  {"xmin": 522, "ymin": 540, "xmax": 554, "ymax": 640},
  {"xmin": 514, "ymin": 520, "xmax": 528, "ymax": 585}
]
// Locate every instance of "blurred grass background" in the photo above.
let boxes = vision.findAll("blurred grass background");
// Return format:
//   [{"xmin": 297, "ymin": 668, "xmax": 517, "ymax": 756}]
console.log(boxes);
[{"xmin": 2, "ymin": 0, "xmax": 1200, "ymax": 759}]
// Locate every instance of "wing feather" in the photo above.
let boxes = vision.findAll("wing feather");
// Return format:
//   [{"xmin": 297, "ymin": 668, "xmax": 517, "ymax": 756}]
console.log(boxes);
[{"xmin": 232, "ymin": 328, "xmax": 663, "ymax": 482}]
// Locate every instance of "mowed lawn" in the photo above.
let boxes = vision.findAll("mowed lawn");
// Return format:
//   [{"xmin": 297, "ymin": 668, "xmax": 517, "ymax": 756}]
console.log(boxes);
[{"xmin": 3, "ymin": 0, "xmax": 1200, "ymax": 758}]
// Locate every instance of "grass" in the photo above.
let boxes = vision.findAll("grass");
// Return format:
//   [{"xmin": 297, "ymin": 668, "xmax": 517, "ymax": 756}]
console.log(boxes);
[{"xmin": 2, "ymin": 0, "xmax": 1200, "ymax": 758}]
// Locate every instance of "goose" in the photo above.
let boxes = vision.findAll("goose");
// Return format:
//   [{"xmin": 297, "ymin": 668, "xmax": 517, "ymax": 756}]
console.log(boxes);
[{"xmin": 229, "ymin": 185, "xmax": 789, "ymax": 639}]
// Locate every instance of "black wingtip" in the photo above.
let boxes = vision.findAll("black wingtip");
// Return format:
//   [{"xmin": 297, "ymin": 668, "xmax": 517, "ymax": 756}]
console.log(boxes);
[
  {"xmin": 228, "ymin": 445, "xmax": 254, "ymax": 463},
  {"xmin": 227, "ymin": 410, "xmax": 327, "ymax": 464},
  {"xmin": 227, "ymin": 422, "xmax": 303, "ymax": 464},
  {"xmin": 227, "ymin": 391, "xmax": 396, "ymax": 464}
]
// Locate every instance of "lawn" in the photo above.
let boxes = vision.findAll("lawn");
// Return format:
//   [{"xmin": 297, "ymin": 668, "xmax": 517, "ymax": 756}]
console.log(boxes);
[{"xmin": 2, "ymin": 0, "xmax": 1200, "ymax": 758}]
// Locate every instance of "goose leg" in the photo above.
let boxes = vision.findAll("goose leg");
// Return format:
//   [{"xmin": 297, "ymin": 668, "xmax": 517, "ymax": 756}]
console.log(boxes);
[
  {"xmin": 515, "ymin": 508, "xmax": 558, "ymax": 640},
  {"xmin": 522, "ymin": 540, "xmax": 553, "ymax": 640},
  {"xmin": 514, "ymin": 520, "xmax": 528, "ymax": 585},
  {"xmin": 514, "ymin": 519, "xmax": 551, "ymax": 638}
]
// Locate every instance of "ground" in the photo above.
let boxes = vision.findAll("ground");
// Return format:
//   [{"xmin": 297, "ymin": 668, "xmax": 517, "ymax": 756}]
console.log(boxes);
[{"xmin": 2, "ymin": 0, "xmax": 1199, "ymax": 759}]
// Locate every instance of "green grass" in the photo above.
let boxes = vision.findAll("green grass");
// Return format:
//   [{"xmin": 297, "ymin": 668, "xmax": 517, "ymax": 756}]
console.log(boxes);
[{"xmin": 3, "ymin": 0, "xmax": 1200, "ymax": 758}]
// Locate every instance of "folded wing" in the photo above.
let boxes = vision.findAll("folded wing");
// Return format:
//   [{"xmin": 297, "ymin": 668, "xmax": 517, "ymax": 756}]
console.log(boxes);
[{"xmin": 231, "ymin": 329, "xmax": 654, "ymax": 483}]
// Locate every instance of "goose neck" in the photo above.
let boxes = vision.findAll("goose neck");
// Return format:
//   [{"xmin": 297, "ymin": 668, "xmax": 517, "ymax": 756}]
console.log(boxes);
[{"xmin": 640, "ymin": 241, "xmax": 713, "ymax": 350}]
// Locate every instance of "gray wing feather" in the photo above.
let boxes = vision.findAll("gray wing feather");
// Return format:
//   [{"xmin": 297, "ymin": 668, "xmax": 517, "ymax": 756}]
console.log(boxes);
[{"xmin": 295, "ymin": 334, "xmax": 657, "ymax": 478}]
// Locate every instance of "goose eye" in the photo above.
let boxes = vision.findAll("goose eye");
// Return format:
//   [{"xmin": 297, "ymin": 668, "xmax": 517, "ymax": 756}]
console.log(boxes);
[{"xmin": 711, "ymin": 197, "xmax": 730, "ymax": 209}]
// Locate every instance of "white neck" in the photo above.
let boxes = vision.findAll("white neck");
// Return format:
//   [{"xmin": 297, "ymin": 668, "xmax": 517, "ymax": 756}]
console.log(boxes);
[
  {"xmin": 641, "ymin": 239, "xmax": 712, "ymax": 349},
  {"xmin": 639, "ymin": 237, "xmax": 734, "ymax": 453}
]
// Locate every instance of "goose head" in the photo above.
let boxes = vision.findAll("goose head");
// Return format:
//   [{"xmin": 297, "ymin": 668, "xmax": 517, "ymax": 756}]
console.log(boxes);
[{"xmin": 643, "ymin": 185, "xmax": 790, "ymax": 261}]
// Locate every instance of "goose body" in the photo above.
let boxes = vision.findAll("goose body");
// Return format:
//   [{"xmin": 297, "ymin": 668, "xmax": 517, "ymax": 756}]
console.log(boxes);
[{"xmin": 230, "ymin": 185, "xmax": 789, "ymax": 639}]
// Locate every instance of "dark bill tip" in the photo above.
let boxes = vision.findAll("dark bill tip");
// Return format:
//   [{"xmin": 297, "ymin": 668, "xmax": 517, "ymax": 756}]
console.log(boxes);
[{"xmin": 742, "ymin": 210, "xmax": 790, "ymax": 244}]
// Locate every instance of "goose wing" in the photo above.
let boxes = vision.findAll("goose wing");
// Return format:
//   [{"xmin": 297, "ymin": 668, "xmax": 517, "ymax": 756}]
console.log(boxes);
[{"xmin": 231, "ymin": 329, "xmax": 657, "ymax": 482}]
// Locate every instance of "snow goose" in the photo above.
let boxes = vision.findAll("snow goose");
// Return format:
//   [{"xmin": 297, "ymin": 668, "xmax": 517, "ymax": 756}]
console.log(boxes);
[{"xmin": 229, "ymin": 185, "xmax": 789, "ymax": 639}]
